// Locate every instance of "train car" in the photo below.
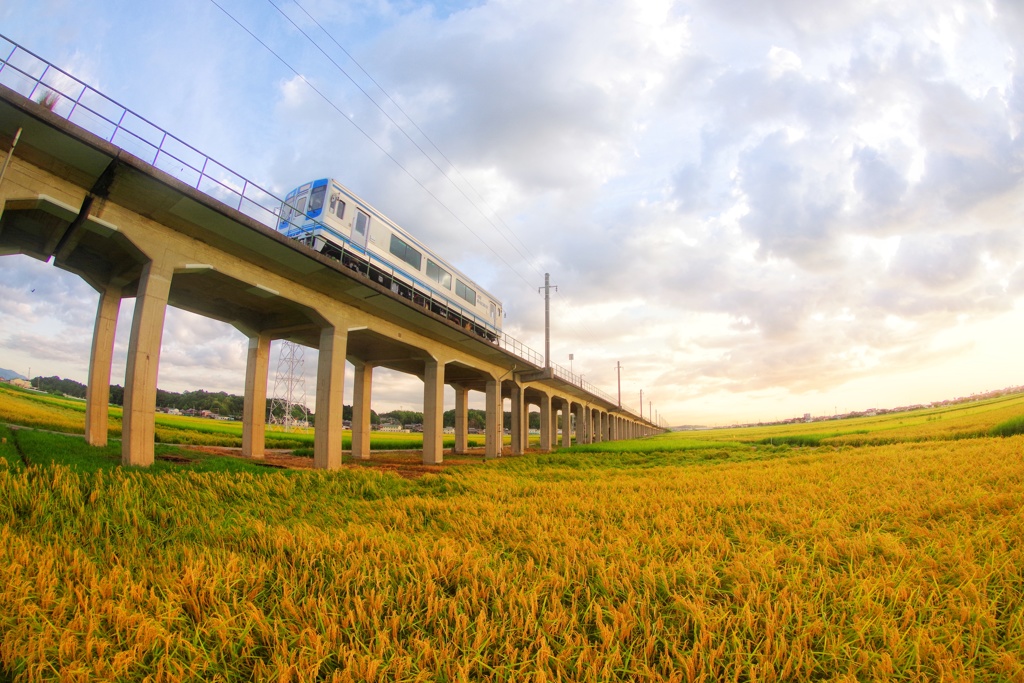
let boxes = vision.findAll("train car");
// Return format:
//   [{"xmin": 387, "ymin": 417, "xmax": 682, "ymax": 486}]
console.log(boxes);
[{"xmin": 275, "ymin": 178, "xmax": 503, "ymax": 341}]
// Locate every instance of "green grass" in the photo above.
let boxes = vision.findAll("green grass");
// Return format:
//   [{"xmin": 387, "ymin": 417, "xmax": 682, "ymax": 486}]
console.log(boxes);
[
  {"xmin": 4, "ymin": 427, "xmax": 282, "ymax": 475},
  {"xmin": 991, "ymin": 414, "xmax": 1024, "ymax": 437},
  {"xmin": 0, "ymin": 425, "xmax": 23, "ymax": 469},
  {"xmin": 560, "ymin": 433, "xmax": 746, "ymax": 454}
]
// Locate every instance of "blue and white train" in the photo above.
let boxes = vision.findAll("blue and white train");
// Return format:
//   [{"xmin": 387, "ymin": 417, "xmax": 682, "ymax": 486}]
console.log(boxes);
[{"xmin": 276, "ymin": 178, "xmax": 503, "ymax": 341}]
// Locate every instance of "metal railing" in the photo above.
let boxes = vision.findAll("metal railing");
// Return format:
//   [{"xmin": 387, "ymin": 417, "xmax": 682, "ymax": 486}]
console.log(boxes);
[{"xmin": 0, "ymin": 34, "xmax": 648, "ymax": 423}]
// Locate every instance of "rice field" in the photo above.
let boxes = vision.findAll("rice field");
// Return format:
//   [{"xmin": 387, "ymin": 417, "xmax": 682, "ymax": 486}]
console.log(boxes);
[{"xmin": 1, "ymin": 391, "xmax": 1023, "ymax": 681}]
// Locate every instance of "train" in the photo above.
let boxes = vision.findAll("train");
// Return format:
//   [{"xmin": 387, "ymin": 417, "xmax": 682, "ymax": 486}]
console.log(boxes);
[{"xmin": 275, "ymin": 178, "xmax": 503, "ymax": 341}]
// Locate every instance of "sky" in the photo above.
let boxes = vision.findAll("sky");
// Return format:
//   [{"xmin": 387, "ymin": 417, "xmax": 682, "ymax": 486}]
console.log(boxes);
[{"xmin": 1, "ymin": 0, "xmax": 1022, "ymax": 426}]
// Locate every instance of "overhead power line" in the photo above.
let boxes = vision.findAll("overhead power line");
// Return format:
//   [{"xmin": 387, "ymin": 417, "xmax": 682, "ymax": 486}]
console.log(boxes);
[
  {"xmin": 281, "ymin": 0, "xmax": 542, "ymax": 271},
  {"xmin": 207, "ymin": 0, "xmax": 535, "ymax": 290},
  {"xmin": 266, "ymin": 1, "xmax": 607, "ymax": 342},
  {"xmin": 211, "ymin": 1, "xmax": 608, "ymax": 349}
]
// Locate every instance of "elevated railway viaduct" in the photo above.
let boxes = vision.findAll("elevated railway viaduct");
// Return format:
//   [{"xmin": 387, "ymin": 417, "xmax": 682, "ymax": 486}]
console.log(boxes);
[{"xmin": 0, "ymin": 44, "xmax": 659, "ymax": 468}]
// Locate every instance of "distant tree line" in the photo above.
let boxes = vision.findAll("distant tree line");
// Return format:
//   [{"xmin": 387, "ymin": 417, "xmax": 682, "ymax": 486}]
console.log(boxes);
[{"xmin": 30, "ymin": 375, "xmax": 543, "ymax": 428}]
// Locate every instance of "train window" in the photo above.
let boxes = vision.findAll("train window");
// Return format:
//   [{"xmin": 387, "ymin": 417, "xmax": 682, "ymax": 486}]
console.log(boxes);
[
  {"xmin": 426, "ymin": 259, "xmax": 452, "ymax": 289},
  {"xmin": 330, "ymin": 192, "xmax": 345, "ymax": 219},
  {"xmin": 456, "ymin": 280, "xmax": 477, "ymax": 306},
  {"xmin": 309, "ymin": 185, "xmax": 326, "ymax": 212},
  {"xmin": 354, "ymin": 210, "xmax": 370, "ymax": 238},
  {"xmin": 389, "ymin": 234, "xmax": 422, "ymax": 270},
  {"xmin": 294, "ymin": 194, "xmax": 307, "ymax": 215}
]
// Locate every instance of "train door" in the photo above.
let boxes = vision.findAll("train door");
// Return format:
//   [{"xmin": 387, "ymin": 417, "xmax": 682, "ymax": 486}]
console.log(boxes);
[
  {"xmin": 489, "ymin": 302, "xmax": 497, "ymax": 327},
  {"xmin": 353, "ymin": 209, "xmax": 371, "ymax": 249}
]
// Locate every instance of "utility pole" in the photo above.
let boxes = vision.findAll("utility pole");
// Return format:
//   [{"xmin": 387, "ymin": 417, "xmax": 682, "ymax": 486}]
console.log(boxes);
[
  {"xmin": 616, "ymin": 361, "xmax": 622, "ymax": 408},
  {"xmin": 538, "ymin": 273, "xmax": 557, "ymax": 369},
  {"xmin": 640, "ymin": 389, "xmax": 643, "ymax": 420}
]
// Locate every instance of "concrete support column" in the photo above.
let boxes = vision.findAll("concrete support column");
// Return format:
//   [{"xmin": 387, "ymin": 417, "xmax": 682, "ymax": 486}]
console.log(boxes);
[
  {"xmin": 423, "ymin": 359, "xmax": 445, "ymax": 465},
  {"xmin": 485, "ymin": 378, "xmax": 501, "ymax": 459},
  {"xmin": 241, "ymin": 332, "xmax": 271, "ymax": 459},
  {"xmin": 539, "ymin": 392, "xmax": 552, "ymax": 452},
  {"xmin": 351, "ymin": 361, "xmax": 373, "ymax": 460},
  {"xmin": 85, "ymin": 285, "xmax": 120, "ymax": 447},
  {"xmin": 560, "ymin": 400, "xmax": 571, "ymax": 447},
  {"xmin": 510, "ymin": 381, "xmax": 525, "ymax": 455},
  {"xmin": 453, "ymin": 384, "xmax": 469, "ymax": 454},
  {"xmin": 122, "ymin": 259, "xmax": 173, "ymax": 467},
  {"xmin": 314, "ymin": 325, "xmax": 348, "ymax": 470},
  {"xmin": 573, "ymin": 404, "xmax": 585, "ymax": 445},
  {"xmin": 576, "ymin": 406, "xmax": 586, "ymax": 444},
  {"xmin": 594, "ymin": 411, "xmax": 604, "ymax": 443}
]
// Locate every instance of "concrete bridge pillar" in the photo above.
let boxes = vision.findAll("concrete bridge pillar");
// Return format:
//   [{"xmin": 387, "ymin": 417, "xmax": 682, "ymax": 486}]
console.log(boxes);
[
  {"xmin": 422, "ymin": 359, "xmax": 446, "ymax": 465},
  {"xmin": 565, "ymin": 401, "xmax": 573, "ymax": 448},
  {"xmin": 313, "ymin": 324, "xmax": 348, "ymax": 470},
  {"xmin": 241, "ymin": 332, "xmax": 271, "ymax": 459},
  {"xmin": 539, "ymin": 391, "xmax": 552, "ymax": 452},
  {"xmin": 573, "ymin": 403, "xmax": 587, "ymax": 445},
  {"xmin": 485, "ymin": 376, "xmax": 501, "ymax": 459},
  {"xmin": 453, "ymin": 383, "xmax": 469, "ymax": 454},
  {"xmin": 85, "ymin": 285, "xmax": 120, "ymax": 447},
  {"xmin": 574, "ymin": 403, "xmax": 583, "ymax": 445},
  {"xmin": 351, "ymin": 360, "xmax": 374, "ymax": 460},
  {"xmin": 121, "ymin": 259, "xmax": 173, "ymax": 467},
  {"xmin": 510, "ymin": 380, "xmax": 525, "ymax": 455}
]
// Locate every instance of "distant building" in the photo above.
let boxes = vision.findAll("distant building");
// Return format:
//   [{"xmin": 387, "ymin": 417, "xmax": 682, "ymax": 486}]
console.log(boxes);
[{"xmin": 9, "ymin": 378, "xmax": 30, "ymax": 389}]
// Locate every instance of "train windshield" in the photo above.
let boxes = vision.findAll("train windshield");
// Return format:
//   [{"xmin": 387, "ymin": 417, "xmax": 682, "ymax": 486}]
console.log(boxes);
[{"xmin": 309, "ymin": 185, "xmax": 326, "ymax": 213}]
